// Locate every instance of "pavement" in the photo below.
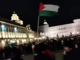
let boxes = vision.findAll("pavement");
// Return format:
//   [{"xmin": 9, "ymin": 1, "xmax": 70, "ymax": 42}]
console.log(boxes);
[{"xmin": 22, "ymin": 50, "xmax": 63, "ymax": 60}]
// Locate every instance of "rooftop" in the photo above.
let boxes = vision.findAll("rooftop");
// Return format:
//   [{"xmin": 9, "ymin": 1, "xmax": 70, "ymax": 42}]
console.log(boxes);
[{"xmin": 0, "ymin": 17, "xmax": 24, "ymax": 27}]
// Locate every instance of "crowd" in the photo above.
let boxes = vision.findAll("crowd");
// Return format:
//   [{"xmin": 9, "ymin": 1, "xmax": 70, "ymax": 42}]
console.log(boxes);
[{"xmin": 0, "ymin": 36, "xmax": 80, "ymax": 60}]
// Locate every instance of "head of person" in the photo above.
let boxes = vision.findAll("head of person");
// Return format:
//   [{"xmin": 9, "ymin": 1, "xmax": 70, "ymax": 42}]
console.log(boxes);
[
  {"xmin": 64, "ymin": 46, "xmax": 72, "ymax": 52},
  {"xmin": 75, "ymin": 41, "xmax": 80, "ymax": 48},
  {"xmin": 34, "ymin": 43, "xmax": 47, "ymax": 54},
  {"xmin": 71, "ymin": 38, "xmax": 74, "ymax": 40},
  {"xmin": 67, "ymin": 39, "xmax": 70, "ymax": 41},
  {"xmin": 64, "ymin": 43, "xmax": 74, "ymax": 52}
]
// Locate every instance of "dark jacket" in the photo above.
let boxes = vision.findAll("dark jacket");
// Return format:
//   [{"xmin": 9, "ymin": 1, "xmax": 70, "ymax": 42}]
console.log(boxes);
[{"xmin": 64, "ymin": 48, "xmax": 80, "ymax": 60}]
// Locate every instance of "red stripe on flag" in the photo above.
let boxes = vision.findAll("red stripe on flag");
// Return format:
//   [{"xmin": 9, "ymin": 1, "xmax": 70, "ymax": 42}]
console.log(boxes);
[{"xmin": 39, "ymin": 2, "xmax": 45, "ymax": 13}]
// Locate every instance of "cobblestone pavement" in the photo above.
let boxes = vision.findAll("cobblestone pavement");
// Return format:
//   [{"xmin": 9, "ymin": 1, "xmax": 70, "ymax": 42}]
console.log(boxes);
[{"xmin": 22, "ymin": 51, "xmax": 63, "ymax": 60}]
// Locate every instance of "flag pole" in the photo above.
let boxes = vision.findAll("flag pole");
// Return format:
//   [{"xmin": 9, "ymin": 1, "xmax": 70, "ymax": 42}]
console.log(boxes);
[
  {"xmin": 36, "ymin": 2, "xmax": 44, "ymax": 41},
  {"xmin": 37, "ymin": 16, "xmax": 40, "ymax": 40}
]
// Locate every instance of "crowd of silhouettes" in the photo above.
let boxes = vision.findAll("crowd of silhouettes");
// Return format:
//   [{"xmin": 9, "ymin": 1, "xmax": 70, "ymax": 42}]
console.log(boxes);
[{"xmin": 0, "ymin": 36, "xmax": 80, "ymax": 60}]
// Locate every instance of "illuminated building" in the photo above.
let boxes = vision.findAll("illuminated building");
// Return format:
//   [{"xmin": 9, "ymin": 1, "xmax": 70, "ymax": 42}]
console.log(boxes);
[
  {"xmin": 0, "ymin": 12, "xmax": 35, "ymax": 47},
  {"xmin": 11, "ymin": 11, "xmax": 23, "ymax": 25},
  {"xmin": 39, "ymin": 19, "xmax": 80, "ymax": 39},
  {"xmin": 26, "ymin": 24, "xmax": 35, "ymax": 42}
]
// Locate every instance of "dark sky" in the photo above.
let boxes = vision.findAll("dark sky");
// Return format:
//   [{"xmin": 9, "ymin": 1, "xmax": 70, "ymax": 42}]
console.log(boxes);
[{"xmin": 0, "ymin": 0, "xmax": 80, "ymax": 31}]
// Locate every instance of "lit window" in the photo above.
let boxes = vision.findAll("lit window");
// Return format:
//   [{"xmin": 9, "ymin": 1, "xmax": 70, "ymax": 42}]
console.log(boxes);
[
  {"xmin": 14, "ymin": 27, "xmax": 18, "ymax": 32},
  {"xmin": 1, "ymin": 24, "xmax": 6, "ymax": 31}
]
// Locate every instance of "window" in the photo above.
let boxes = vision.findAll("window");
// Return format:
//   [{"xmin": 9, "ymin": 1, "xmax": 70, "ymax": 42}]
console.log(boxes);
[
  {"xmin": 14, "ymin": 27, "xmax": 18, "ymax": 33},
  {"xmin": 1, "ymin": 24, "xmax": 6, "ymax": 31},
  {"xmin": 59, "ymin": 28, "xmax": 65, "ymax": 30}
]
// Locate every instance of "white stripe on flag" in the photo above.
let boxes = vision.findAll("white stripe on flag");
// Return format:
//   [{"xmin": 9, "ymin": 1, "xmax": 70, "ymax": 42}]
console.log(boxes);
[{"xmin": 43, "ymin": 4, "xmax": 59, "ymax": 12}]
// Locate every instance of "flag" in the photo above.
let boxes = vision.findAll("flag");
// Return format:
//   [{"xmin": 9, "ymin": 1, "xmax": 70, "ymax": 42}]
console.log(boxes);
[{"xmin": 39, "ymin": 3, "xmax": 59, "ymax": 17}]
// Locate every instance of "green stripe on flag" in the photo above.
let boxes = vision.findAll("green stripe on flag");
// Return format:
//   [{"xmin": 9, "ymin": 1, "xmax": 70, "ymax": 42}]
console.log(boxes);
[{"xmin": 39, "ymin": 10, "xmax": 57, "ymax": 17}]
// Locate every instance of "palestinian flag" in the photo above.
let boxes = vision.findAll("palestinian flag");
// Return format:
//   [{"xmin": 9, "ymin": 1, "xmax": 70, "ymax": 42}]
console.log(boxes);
[{"xmin": 39, "ymin": 2, "xmax": 59, "ymax": 17}]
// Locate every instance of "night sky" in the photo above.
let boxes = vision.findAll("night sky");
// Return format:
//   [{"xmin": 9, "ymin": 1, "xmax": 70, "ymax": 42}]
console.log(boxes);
[{"xmin": 0, "ymin": 0, "xmax": 80, "ymax": 31}]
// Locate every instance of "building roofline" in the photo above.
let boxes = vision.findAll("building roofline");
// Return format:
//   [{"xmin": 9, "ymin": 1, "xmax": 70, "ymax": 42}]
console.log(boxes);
[
  {"xmin": 49, "ymin": 22, "xmax": 74, "ymax": 28},
  {"xmin": 0, "ymin": 20, "xmax": 25, "ymax": 29}
]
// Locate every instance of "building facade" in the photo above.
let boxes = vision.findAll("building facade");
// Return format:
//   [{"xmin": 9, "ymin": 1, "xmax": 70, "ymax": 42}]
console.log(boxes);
[
  {"xmin": 11, "ymin": 11, "xmax": 23, "ymax": 25},
  {"xmin": 26, "ymin": 24, "xmax": 35, "ymax": 42},
  {"xmin": 0, "ymin": 12, "xmax": 35, "ymax": 47},
  {"xmin": 39, "ymin": 19, "xmax": 80, "ymax": 39},
  {"xmin": 0, "ymin": 21, "xmax": 27, "ymax": 46}
]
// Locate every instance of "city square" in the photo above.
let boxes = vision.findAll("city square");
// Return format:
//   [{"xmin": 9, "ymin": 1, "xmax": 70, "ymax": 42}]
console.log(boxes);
[{"xmin": 0, "ymin": 0, "xmax": 80, "ymax": 60}]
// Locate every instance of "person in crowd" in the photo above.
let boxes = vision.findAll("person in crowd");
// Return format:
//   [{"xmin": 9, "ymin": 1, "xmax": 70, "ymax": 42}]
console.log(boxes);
[
  {"xmin": 34, "ymin": 43, "xmax": 55, "ymax": 60},
  {"xmin": 11, "ymin": 46, "xmax": 23, "ymax": 60},
  {"xmin": 32, "ymin": 43, "xmax": 35, "ymax": 54},
  {"xmin": 73, "ymin": 41, "xmax": 80, "ymax": 60},
  {"xmin": 4, "ymin": 45, "xmax": 12, "ymax": 60},
  {"xmin": 27, "ymin": 43, "xmax": 32, "ymax": 54},
  {"xmin": 0, "ymin": 46, "xmax": 4, "ymax": 60},
  {"xmin": 63, "ymin": 39, "xmax": 80, "ymax": 60},
  {"xmin": 63, "ymin": 42, "xmax": 74, "ymax": 60}
]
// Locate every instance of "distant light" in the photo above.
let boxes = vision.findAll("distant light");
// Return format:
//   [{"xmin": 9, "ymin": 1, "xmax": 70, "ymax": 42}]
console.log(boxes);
[
  {"xmin": 72, "ymin": 32, "xmax": 75, "ymax": 34},
  {"xmin": 49, "ymin": 35, "xmax": 53, "ymax": 38},
  {"xmin": 40, "ymin": 32, "xmax": 44, "ymax": 35},
  {"xmin": 42, "ymin": 36, "xmax": 46, "ymax": 39},
  {"xmin": 30, "ymin": 39, "xmax": 32, "ymax": 41},
  {"xmin": 10, "ymin": 40, "xmax": 15, "ymax": 43},
  {"xmin": 77, "ymin": 32, "xmax": 79, "ymax": 34},
  {"xmin": 39, "ymin": 38, "xmax": 42, "ymax": 39},
  {"xmin": 34, "ymin": 38, "xmax": 37, "ymax": 40}
]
